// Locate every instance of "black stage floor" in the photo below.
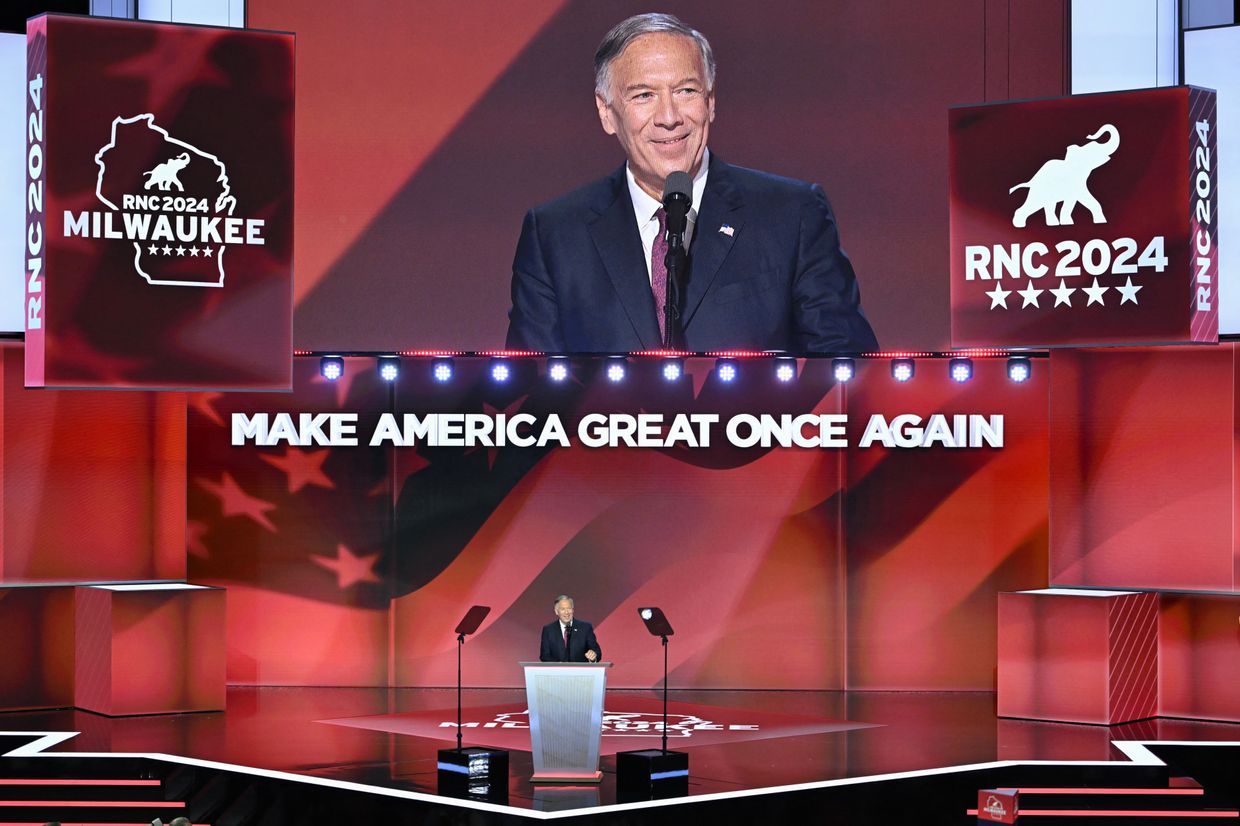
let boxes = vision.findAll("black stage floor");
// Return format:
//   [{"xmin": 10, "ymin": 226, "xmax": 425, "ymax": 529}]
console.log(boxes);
[{"xmin": 2, "ymin": 687, "xmax": 1238, "ymax": 823}]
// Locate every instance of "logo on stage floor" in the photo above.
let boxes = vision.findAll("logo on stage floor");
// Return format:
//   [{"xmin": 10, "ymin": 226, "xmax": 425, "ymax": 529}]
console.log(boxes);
[
  {"xmin": 63, "ymin": 114, "xmax": 266, "ymax": 288},
  {"xmin": 442, "ymin": 709, "xmax": 759, "ymax": 738}
]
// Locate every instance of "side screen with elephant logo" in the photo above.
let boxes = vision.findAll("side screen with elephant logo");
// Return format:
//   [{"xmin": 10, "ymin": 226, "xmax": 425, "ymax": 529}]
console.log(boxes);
[{"xmin": 948, "ymin": 86, "xmax": 1217, "ymax": 348}]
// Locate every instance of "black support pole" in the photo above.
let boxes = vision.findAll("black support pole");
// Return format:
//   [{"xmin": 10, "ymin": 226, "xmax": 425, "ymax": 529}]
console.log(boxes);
[{"xmin": 661, "ymin": 633, "xmax": 669, "ymax": 754}]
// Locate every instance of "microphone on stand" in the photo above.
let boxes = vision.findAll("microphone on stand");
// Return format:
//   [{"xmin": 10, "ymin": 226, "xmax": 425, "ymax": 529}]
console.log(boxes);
[
  {"xmin": 662, "ymin": 171, "xmax": 692, "ymax": 239},
  {"xmin": 661, "ymin": 171, "xmax": 693, "ymax": 349}
]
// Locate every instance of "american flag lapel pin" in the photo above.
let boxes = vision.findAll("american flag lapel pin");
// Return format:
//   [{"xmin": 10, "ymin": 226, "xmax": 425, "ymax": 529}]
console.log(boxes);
[{"xmin": 719, "ymin": 224, "xmax": 735, "ymax": 237}]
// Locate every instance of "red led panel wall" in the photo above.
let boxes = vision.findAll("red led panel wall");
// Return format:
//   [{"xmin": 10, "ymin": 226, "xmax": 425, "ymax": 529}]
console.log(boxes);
[
  {"xmin": 1048, "ymin": 346, "xmax": 1237, "ymax": 592},
  {"xmin": 1160, "ymin": 593, "xmax": 1240, "ymax": 722},
  {"xmin": 187, "ymin": 357, "xmax": 392, "ymax": 686},
  {"xmin": 189, "ymin": 356, "xmax": 1050, "ymax": 689},
  {"xmin": 843, "ymin": 358, "xmax": 1049, "ymax": 690},
  {"xmin": 389, "ymin": 364, "xmax": 848, "ymax": 690},
  {"xmin": 0, "ymin": 343, "xmax": 186, "ymax": 583},
  {"xmin": 0, "ymin": 586, "xmax": 75, "ymax": 711}
]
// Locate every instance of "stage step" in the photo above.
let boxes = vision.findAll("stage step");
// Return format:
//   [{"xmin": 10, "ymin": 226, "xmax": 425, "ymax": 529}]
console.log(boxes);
[
  {"xmin": 969, "ymin": 777, "xmax": 1239, "ymax": 823},
  {"xmin": 0, "ymin": 772, "xmax": 201, "ymax": 825}
]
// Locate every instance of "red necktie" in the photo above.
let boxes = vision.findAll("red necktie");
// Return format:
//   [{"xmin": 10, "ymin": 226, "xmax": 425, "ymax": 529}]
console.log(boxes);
[
  {"xmin": 563, "ymin": 626, "xmax": 568, "ymax": 650},
  {"xmin": 651, "ymin": 208, "xmax": 668, "ymax": 342}
]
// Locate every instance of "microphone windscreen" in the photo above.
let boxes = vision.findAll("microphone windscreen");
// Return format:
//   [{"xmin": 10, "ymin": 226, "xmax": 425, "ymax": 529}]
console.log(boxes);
[{"xmin": 662, "ymin": 171, "xmax": 693, "ymax": 204}]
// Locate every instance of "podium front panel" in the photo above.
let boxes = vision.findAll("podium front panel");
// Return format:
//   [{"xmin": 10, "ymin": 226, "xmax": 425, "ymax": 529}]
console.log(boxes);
[{"xmin": 521, "ymin": 662, "xmax": 610, "ymax": 783}]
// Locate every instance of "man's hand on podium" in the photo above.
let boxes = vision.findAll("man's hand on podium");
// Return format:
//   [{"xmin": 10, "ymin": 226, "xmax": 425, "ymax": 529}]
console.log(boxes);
[{"xmin": 585, "ymin": 650, "xmax": 597, "ymax": 662}]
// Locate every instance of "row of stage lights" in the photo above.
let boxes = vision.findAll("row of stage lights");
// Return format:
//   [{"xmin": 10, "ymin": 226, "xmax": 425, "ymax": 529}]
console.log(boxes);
[{"xmin": 316, "ymin": 355, "xmax": 1035, "ymax": 385}]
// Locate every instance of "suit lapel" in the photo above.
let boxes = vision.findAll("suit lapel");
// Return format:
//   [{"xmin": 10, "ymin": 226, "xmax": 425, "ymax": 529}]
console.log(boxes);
[
  {"xmin": 683, "ymin": 156, "xmax": 746, "ymax": 329},
  {"xmin": 587, "ymin": 167, "xmax": 662, "ymax": 350}
]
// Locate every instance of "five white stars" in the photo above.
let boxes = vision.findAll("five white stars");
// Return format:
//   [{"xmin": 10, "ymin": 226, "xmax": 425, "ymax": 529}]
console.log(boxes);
[
  {"xmin": 985, "ymin": 277, "xmax": 1142, "ymax": 309},
  {"xmin": 144, "ymin": 245, "xmax": 219, "ymax": 257}
]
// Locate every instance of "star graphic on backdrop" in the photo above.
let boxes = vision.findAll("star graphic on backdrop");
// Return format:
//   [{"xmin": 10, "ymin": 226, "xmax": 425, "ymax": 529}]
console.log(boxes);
[
  {"xmin": 107, "ymin": 35, "xmax": 230, "ymax": 117},
  {"xmin": 369, "ymin": 450, "xmax": 431, "ymax": 497},
  {"xmin": 148, "ymin": 243, "xmax": 160, "ymax": 255},
  {"xmin": 1050, "ymin": 280, "xmax": 1076, "ymax": 307},
  {"xmin": 186, "ymin": 520, "xmax": 211, "ymax": 559},
  {"xmin": 196, "ymin": 472, "xmax": 278, "ymax": 532},
  {"xmin": 1017, "ymin": 282, "xmax": 1044, "ymax": 308},
  {"xmin": 1083, "ymin": 278, "xmax": 1109, "ymax": 306},
  {"xmin": 190, "ymin": 246, "xmax": 201, "ymax": 257},
  {"xmin": 685, "ymin": 359, "xmax": 714, "ymax": 398},
  {"xmin": 1115, "ymin": 277, "xmax": 1143, "ymax": 305},
  {"xmin": 259, "ymin": 448, "xmax": 336, "ymax": 494},
  {"xmin": 176, "ymin": 246, "xmax": 187, "ymax": 256},
  {"xmin": 188, "ymin": 392, "xmax": 225, "ymax": 427},
  {"xmin": 312, "ymin": 543, "xmax": 382, "ymax": 589},
  {"xmin": 986, "ymin": 284, "xmax": 1012, "ymax": 309},
  {"xmin": 467, "ymin": 397, "xmax": 530, "ymax": 469},
  {"xmin": 204, "ymin": 247, "xmax": 214, "ymax": 257},
  {"xmin": 162, "ymin": 245, "xmax": 173, "ymax": 255},
  {"xmin": 311, "ymin": 358, "xmax": 366, "ymax": 408}
]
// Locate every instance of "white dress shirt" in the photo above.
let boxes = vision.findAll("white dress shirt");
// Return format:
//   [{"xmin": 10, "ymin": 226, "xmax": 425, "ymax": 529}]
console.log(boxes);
[{"xmin": 626, "ymin": 149, "xmax": 711, "ymax": 285}]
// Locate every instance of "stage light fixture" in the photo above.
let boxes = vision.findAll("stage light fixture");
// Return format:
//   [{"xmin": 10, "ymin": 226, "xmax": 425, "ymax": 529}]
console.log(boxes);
[
  {"xmin": 891, "ymin": 358, "xmax": 915, "ymax": 383},
  {"xmin": 320, "ymin": 356, "xmax": 343, "ymax": 382},
  {"xmin": 716, "ymin": 358, "xmax": 738, "ymax": 383},
  {"xmin": 774, "ymin": 357, "xmax": 797, "ymax": 383},
  {"xmin": 377, "ymin": 356, "xmax": 400, "ymax": 382},
  {"xmin": 606, "ymin": 357, "xmax": 627, "ymax": 383},
  {"xmin": 949, "ymin": 357, "xmax": 973, "ymax": 383},
  {"xmin": 432, "ymin": 358, "xmax": 454, "ymax": 383},
  {"xmin": 832, "ymin": 358, "xmax": 855, "ymax": 383},
  {"xmin": 547, "ymin": 356, "xmax": 570, "ymax": 383},
  {"xmin": 1007, "ymin": 356, "xmax": 1032, "ymax": 383},
  {"xmin": 490, "ymin": 359, "xmax": 511, "ymax": 383},
  {"xmin": 661, "ymin": 358, "xmax": 683, "ymax": 382}
]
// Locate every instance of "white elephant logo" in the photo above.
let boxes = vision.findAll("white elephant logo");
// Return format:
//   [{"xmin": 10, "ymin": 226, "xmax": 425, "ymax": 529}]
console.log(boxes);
[
  {"xmin": 1009, "ymin": 124, "xmax": 1119, "ymax": 228},
  {"xmin": 142, "ymin": 151, "xmax": 191, "ymax": 191}
]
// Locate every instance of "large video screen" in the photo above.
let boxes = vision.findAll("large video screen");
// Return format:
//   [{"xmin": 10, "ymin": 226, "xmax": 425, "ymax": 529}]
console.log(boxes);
[{"xmin": 249, "ymin": 0, "xmax": 1067, "ymax": 353}]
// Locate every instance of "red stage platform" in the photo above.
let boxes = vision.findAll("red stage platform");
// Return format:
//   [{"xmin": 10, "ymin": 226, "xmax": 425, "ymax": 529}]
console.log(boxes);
[{"xmin": 2, "ymin": 686, "xmax": 1239, "ymax": 819}]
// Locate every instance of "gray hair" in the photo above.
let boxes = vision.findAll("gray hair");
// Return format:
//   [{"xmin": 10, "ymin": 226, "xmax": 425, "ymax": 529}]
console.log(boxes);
[
  {"xmin": 594, "ymin": 13, "xmax": 716, "ymax": 102},
  {"xmin": 553, "ymin": 594, "xmax": 574, "ymax": 608}
]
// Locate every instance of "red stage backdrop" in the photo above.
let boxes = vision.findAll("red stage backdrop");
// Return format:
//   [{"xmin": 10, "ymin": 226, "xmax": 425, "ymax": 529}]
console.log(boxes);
[
  {"xmin": 187, "ymin": 356, "xmax": 1049, "ymax": 689},
  {"xmin": 1049, "ymin": 346, "xmax": 1239, "ymax": 592},
  {"xmin": 246, "ymin": 0, "xmax": 1068, "ymax": 352},
  {"xmin": 25, "ymin": 15, "xmax": 294, "ymax": 389},
  {"xmin": 0, "ymin": 342, "xmax": 186, "ymax": 583}
]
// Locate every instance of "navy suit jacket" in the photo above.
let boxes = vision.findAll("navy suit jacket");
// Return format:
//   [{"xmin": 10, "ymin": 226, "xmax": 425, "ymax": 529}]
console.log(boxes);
[
  {"xmin": 540, "ymin": 620, "xmax": 601, "ymax": 663},
  {"xmin": 506, "ymin": 154, "xmax": 878, "ymax": 353}
]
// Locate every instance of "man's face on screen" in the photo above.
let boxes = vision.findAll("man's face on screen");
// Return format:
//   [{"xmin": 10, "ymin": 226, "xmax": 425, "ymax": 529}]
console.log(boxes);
[
  {"xmin": 555, "ymin": 600, "xmax": 574, "ymax": 623},
  {"xmin": 596, "ymin": 32, "xmax": 715, "ymax": 200}
]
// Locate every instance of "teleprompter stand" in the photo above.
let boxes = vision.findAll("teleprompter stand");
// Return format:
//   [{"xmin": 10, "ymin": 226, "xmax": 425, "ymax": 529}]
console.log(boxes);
[
  {"xmin": 437, "ymin": 605, "xmax": 508, "ymax": 802},
  {"xmin": 617, "ymin": 606, "xmax": 688, "ymax": 801}
]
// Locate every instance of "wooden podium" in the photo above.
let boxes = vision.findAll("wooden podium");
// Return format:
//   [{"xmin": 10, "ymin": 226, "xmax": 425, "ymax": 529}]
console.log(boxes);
[{"xmin": 520, "ymin": 662, "xmax": 611, "ymax": 783}]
